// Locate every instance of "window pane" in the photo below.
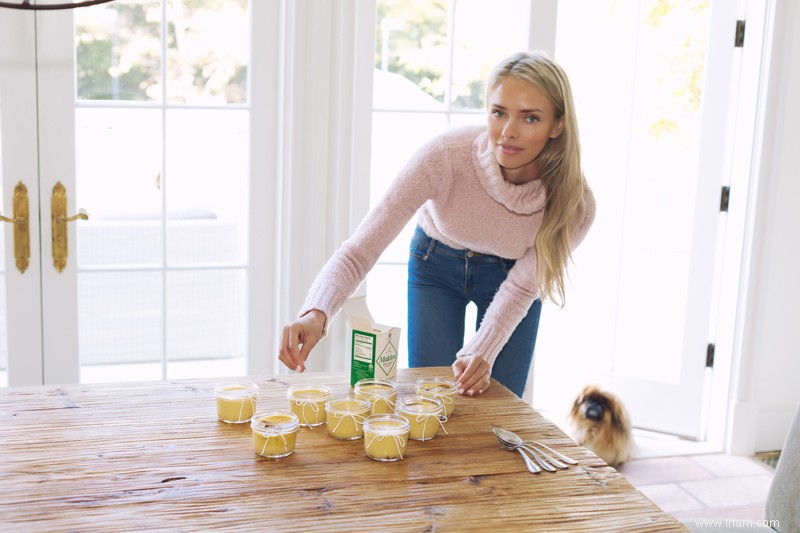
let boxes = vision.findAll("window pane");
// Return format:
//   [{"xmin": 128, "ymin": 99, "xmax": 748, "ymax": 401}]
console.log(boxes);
[
  {"xmin": 166, "ymin": 269, "xmax": 246, "ymax": 365},
  {"xmin": 165, "ymin": 0, "xmax": 249, "ymax": 104},
  {"xmin": 451, "ymin": 0, "xmax": 530, "ymax": 109},
  {"xmin": 76, "ymin": 0, "xmax": 162, "ymax": 101},
  {"xmin": 375, "ymin": 0, "xmax": 448, "ymax": 108},
  {"xmin": 76, "ymin": 108, "xmax": 164, "ymax": 266},
  {"xmin": 165, "ymin": 109, "xmax": 249, "ymax": 265},
  {"xmin": 79, "ymin": 271, "xmax": 164, "ymax": 383}
]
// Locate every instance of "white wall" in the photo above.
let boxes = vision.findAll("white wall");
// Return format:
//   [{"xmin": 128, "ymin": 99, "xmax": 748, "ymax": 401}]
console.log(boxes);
[{"xmin": 729, "ymin": 0, "xmax": 800, "ymax": 454}]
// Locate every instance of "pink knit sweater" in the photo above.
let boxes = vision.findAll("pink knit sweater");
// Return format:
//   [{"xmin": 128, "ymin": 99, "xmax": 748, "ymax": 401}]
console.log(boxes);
[{"xmin": 301, "ymin": 125, "xmax": 596, "ymax": 368}]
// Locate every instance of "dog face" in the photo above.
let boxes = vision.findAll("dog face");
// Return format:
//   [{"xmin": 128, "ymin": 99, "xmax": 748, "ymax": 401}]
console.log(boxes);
[
  {"xmin": 572, "ymin": 386, "xmax": 623, "ymax": 427},
  {"xmin": 568, "ymin": 385, "xmax": 632, "ymax": 467}
]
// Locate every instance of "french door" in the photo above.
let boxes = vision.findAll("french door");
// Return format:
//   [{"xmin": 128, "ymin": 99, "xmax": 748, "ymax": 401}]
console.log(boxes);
[
  {"xmin": 532, "ymin": 0, "xmax": 761, "ymax": 440},
  {"xmin": 0, "ymin": 1, "xmax": 270, "ymax": 387}
]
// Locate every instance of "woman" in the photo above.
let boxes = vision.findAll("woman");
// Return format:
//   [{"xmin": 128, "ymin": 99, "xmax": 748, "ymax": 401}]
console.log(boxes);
[{"xmin": 278, "ymin": 51, "xmax": 595, "ymax": 398}]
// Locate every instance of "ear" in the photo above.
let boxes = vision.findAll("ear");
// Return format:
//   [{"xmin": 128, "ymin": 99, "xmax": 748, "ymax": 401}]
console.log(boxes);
[{"xmin": 550, "ymin": 118, "xmax": 565, "ymax": 139}]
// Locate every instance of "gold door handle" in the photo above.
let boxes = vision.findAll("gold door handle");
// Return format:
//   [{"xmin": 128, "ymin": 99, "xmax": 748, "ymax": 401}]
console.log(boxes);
[
  {"xmin": 0, "ymin": 181, "xmax": 30, "ymax": 273},
  {"xmin": 51, "ymin": 181, "xmax": 88, "ymax": 273}
]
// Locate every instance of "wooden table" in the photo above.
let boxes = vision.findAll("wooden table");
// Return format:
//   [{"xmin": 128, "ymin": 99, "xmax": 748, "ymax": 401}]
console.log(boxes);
[{"xmin": 0, "ymin": 368, "xmax": 685, "ymax": 532}]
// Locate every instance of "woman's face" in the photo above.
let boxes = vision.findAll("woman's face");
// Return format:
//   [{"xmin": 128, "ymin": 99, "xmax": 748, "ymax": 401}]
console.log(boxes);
[{"xmin": 487, "ymin": 77, "xmax": 564, "ymax": 184}]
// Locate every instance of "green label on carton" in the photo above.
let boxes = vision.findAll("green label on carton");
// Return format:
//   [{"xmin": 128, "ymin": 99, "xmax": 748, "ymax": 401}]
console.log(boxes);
[{"xmin": 351, "ymin": 330, "xmax": 376, "ymax": 385}]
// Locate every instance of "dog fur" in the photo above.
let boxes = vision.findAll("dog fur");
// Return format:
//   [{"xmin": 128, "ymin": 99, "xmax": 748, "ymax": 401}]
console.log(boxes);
[{"xmin": 568, "ymin": 385, "xmax": 633, "ymax": 467}]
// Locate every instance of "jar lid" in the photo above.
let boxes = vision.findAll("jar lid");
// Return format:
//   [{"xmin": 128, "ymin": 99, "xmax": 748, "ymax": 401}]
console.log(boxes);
[
  {"xmin": 287, "ymin": 384, "xmax": 331, "ymax": 401},
  {"xmin": 325, "ymin": 396, "xmax": 370, "ymax": 415},
  {"xmin": 363, "ymin": 413, "xmax": 410, "ymax": 435},
  {"xmin": 214, "ymin": 381, "xmax": 259, "ymax": 398},
  {"xmin": 415, "ymin": 378, "xmax": 457, "ymax": 395},
  {"xmin": 251, "ymin": 411, "xmax": 299, "ymax": 434},
  {"xmin": 354, "ymin": 378, "xmax": 397, "ymax": 394},
  {"xmin": 397, "ymin": 395, "xmax": 443, "ymax": 416}
]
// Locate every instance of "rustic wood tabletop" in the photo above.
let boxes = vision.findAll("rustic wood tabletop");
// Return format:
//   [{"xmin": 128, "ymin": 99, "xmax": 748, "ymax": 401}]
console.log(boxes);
[{"xmin": 0, "ymin": 367, "xmax": 686, "ymax": 532}]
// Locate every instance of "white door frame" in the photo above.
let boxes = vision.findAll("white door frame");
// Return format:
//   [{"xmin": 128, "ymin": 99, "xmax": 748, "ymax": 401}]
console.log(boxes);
[{"xmin": 1, "ymin": 8, "xmax": 46, "ymax": 386}]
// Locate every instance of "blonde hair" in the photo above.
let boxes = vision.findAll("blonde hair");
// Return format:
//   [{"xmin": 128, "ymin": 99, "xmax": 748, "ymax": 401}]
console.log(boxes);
[{"xmin": 487, "ymin": 51, "xmax": 588, "ymax": 306}]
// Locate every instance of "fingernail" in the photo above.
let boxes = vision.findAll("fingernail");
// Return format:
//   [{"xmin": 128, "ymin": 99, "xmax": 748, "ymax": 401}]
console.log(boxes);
[
  {"xmin": 458, "ymin": 388, "xmax": 465, "ymax": 395},
  {"xmin": 295, "ymin": 365, "xmax": 302, "ymax": 373},
  {"xmin": 478, "ymin": 389, "xmax": 483, "ymax": 395},
  {"xmin": 467, "ymin": 390, "xmax": 474, "ymax": 396}
]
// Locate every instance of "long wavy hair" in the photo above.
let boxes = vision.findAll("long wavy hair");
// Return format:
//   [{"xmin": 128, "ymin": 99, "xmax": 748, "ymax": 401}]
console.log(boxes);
[{"xmin": 486, "ymin": 51, "xmax": 588, "ymax": 306}]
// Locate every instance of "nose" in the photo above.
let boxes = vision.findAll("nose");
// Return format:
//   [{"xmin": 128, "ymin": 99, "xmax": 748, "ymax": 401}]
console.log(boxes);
[
  {"xmin": 585, "ymin": 402, "xmax": 604, "ymax": 422},
  {"xmin": 501, "ymin": 120, "xmax": 517, "ymax": 140}
]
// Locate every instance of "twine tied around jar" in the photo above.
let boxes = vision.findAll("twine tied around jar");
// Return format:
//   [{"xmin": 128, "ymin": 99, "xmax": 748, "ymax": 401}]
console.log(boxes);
[
  {"xmin": 413, "ymin": 412, "xmax": 449, "ymax": 438},
  {"xmin": 292, "ymin": 398, "xmax": 322, "ymax": 427},
  {"xmin": 366, "ymin": 433, "xmax": 407, "ymax": 460},
  {"xmin": 258, "ymin": 427, "xmax": 290, "ymax": 456},
  {"xmin": 330, "ymin": 412, "xmax": 367, "ymax": 435},
  {"xmin": 239, "ymin": 395, "xmax": 257, "ymax": 422},
  {"xmin": 372, "ymin": 391, "xmax": 396, "ymax": 411}
]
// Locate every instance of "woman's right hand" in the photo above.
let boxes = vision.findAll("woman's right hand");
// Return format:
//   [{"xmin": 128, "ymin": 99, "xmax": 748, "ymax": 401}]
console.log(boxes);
[{"xmin": 278, "ymin": 309, "xmax": 326, "ymax": 373}]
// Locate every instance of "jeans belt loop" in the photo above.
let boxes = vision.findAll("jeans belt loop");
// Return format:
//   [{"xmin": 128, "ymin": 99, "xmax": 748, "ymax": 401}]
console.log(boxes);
[{"xmin": 424, "ymin": 233, "xmax": 436, "ymax": 260}]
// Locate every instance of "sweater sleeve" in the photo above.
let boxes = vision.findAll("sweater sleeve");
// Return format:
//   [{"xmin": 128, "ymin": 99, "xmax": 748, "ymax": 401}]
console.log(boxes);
[
  {"xmin": 457, "ymin": 185, "xmax": 597, "ymax": 368},
  {"xmin": 299, "ymin": 137, "xmax": 447, "ymax": 333}
]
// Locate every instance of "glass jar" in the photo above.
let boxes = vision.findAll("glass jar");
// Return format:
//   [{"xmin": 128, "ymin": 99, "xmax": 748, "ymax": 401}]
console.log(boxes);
[
  {"xmin": 415, "ymin": 377, "xmax": 457, "ymax": 417},
  {"xmin": 396, "ymin": 395, "xmax": 445, "ymax": 441},
  {"xmin": 325, "ymin": 397, "xmax": 371, "ymax": 440},
  {"xmin": 287, "ymin": 384, "xmax": 331, "ymax": 427},
  {"xmin": 353, "ymin": 378, "xmax": 397, "ymax": 415},
  {"xmin": 251, "ymin": 411, "xmax": 299, "ymax": 459},
  {"xmin": 214, "ymin": 381, "xmax": 258, "ymax": 423},
  {"xmin": 363, "ymin": 414, "xmax": 410, "ymax": 462}
]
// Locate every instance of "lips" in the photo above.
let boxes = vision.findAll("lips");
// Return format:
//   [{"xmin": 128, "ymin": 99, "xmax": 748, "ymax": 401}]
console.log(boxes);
[{"xmin": 498, "ymin": 143, "xmax": 523, "ymax": 156}]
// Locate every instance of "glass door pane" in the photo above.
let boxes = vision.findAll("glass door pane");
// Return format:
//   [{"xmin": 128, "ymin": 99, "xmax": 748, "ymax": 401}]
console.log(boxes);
[{"xmin": 73, "ymin": 0, "xmax": 250, "ymax": 383}]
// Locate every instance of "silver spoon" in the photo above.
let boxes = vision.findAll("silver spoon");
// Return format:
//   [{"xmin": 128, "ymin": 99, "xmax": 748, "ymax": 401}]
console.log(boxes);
[
  {"xmin": 497, "ymin": 439, "xmax": 541, "ymax": 473},
  {"xmin": 493, "ymin": 427, "xmax": 558, "ymax": 472},
  {"xmin": 531, "ymin": 441, "xmax": 578, "ymax": 465}
]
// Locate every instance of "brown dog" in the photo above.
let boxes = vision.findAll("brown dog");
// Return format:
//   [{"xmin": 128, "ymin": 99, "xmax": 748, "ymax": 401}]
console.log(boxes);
[{"xmin": 568, "ymin": 385, "xmax": 633, "ymax": 467}]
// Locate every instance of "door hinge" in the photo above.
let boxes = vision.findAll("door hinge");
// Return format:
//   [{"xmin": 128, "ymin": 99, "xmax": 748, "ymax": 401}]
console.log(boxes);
[
  {"xmin": 706, "ymin": 343, "xmax": 715, "ymax": 368},
  {"xmin": 720, "ymin": 186, "xmax": 730, "ymax": 212},
  {"xmin": 735, "ymin": 20, "xmax": 746, "ymax": 48}
]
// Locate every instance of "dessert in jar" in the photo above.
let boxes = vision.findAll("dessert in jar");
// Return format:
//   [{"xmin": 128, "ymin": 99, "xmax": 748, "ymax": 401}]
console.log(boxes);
[
  {"xmin": 353, "ymin": 378, "xmax": 397, "ymax": 415},
  {"xmin": 396, "ymin": 395, "xmax": 445, "ymax": 441},
  {"xmin": 363, "ymin": 414, "xmax": 410, "ymax": 462},
  {"xmin": 415, "ymin": 378, "xmax": 457, "ymax": 417},
  {"xmin": 215, "ymin": 381, "xmax": 258, "ymax": 423},
  {"xmin": 325, "ymin": 397, "xmax": 371, "ymax": 440},
  {"xmin": 251, "ymin": 411, "xmax": 299, "ymax": 459},
  {"xmin": 287, "ymin": 384, "xmax": 331, "ymax": 427}
]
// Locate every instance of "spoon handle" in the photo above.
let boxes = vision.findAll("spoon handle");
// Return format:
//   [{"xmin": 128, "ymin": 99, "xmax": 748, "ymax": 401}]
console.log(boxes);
[
  {"xmin": 531, "ymin": 441, "xmax": 578, "ymax": 465},
  {"xmin": 519, "ymin": 446, "xmax": 557, "ymax": 472},
  {"xmin": 516, "ymin": 447, "xmax": 541, "ymax": 473}
]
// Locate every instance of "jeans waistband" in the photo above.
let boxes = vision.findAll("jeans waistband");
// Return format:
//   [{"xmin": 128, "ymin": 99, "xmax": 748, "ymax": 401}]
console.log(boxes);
[{"xmin": 413, "ymin": 226, "xmax": 507, "ymax": 262}]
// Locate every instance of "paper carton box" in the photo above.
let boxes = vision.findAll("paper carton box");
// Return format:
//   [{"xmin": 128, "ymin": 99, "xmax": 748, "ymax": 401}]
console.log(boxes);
[{"xmin": 343, "ymin": 296, "xmax": 400, "ymax": 386}]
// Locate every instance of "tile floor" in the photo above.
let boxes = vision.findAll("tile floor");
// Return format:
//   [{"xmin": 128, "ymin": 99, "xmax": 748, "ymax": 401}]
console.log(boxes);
[{"xmin": 617, "ymin": 452, "xmax": 775, "ymax": 523}]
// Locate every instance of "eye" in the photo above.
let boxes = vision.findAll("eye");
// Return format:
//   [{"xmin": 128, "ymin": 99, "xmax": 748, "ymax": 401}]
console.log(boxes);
[
  {"xmin": 491, "ymin": 109, "xmax": 506, "ymax": 118},
  {"xmin": 525, "ymin": 115, "xmax": 540, "ymax": 124}
]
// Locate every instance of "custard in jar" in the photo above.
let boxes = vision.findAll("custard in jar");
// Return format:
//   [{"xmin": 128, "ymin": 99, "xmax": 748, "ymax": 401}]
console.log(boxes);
[
  {"xmin": 363, "ymin": 414, "xmax": 410, "ymax": 462},
  {"xmin": 287, "ymin": 384, "xmax": 331, "ymax": 427},
  {"xmin": 354, "ymin": 378, "xmax": 397, "ymax": 415},
  {"xmin": 251, "ymin": 411, "xmax": 299, "ymax": 459},
  {"xmin": 325, "ymin": 397, "xmax": 370, "ymax": 440},
  {"xmin": 215, "ymin": 381, "xmax": 258, "ymax": 423},
  {"xmin": 396, "ymin": 395, "xmax": 444, "ymax": 441}
]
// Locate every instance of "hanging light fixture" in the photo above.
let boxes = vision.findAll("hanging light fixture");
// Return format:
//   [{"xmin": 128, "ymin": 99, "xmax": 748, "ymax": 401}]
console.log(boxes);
[{"xmin": 0, "ymin": 0, "xmax": 115, "ymax": 10}]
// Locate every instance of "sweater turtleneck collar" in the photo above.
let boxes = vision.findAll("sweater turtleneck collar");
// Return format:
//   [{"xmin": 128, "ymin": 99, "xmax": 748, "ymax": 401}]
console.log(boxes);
[{"xmin": 472, "ymin": 130, "xmax": 547, "ymax": 215}]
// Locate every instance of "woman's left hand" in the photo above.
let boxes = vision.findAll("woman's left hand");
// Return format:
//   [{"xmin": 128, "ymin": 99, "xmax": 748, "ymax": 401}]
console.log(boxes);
[{"xmin": 452, "ymin": 355, "xmax": 491, "ymax": 396}]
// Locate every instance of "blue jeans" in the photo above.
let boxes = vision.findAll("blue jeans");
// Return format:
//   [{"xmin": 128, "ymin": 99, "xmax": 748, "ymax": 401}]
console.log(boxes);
[{"xmin": 407, "ymin": 226, "xmax": 542, "ymax": 397}]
